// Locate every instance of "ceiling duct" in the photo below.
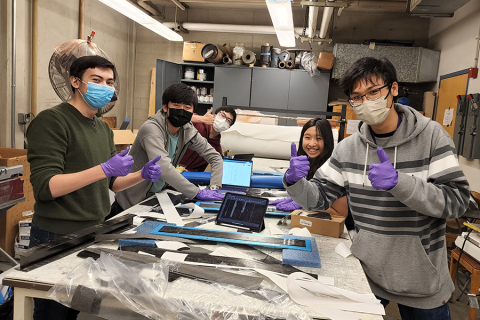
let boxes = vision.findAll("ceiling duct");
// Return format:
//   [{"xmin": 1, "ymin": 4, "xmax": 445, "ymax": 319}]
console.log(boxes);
[{"xmin": 407, "ymin": 0, "xmax": 471, "ymax": 17}]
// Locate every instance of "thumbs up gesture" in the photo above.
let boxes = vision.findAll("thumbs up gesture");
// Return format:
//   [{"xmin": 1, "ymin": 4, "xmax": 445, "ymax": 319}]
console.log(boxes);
[
  {"xmin": 202, "ymin": 108, "xmax": 215, "ymax": 126},
  {"xmin": 141, "ymin": 155, "xmax": 162, "ymax": 182},
  {"xmin": 101, "ymin": 147, "xmax": 134, "ymax": 177},
  {"xmin": 368, "ymin": 147, "xmax": 398, "ymax": 190},
  {"xmin": 285, "ymin": 142, "xmax": 310, "ymax": 185}
]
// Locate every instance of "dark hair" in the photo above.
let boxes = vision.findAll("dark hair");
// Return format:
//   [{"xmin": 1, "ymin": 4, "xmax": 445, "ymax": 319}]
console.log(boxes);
[
  {"xmin": 162, "ymin": 83, "xmax": 198, "ymax": 111},
  {"xmin": 215, "ymin": 106, "xmax": 237, "ymax": 126},
  {"xmin": 339, "ymin": 57, "xmax": 398, "ymax": 97},
  {"xmin": 70, "ymin": 55, "xmax": 117, "ymax": 94},
  {"xmin": 297, "ymin": 118, "xmax": 334, "ymax": 180}
]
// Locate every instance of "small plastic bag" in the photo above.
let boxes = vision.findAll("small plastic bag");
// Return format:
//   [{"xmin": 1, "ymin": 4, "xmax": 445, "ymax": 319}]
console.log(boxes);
[{"xmin": 301, "ymin": 52, "xmax": 321, "ymax": 77}]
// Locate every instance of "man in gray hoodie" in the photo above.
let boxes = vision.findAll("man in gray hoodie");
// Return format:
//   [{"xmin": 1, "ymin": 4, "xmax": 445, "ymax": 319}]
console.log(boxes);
[
  {"xmin": 285, "ymin": 57, "xmax": 470, "ymax": 319},
  {"xmin": 113, "ymin": 83, "xmax": 224, "ymax": 212}
]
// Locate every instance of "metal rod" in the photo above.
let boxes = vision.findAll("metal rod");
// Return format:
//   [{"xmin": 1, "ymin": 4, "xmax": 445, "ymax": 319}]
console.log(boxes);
[
  {"xmin": 300, "ymin": 1, "xmax": 348, "ymax": 7},
  {"xmin": 300, "ymin": 37, "xmax": 332, "ymax": 43},
  {"xmin": 474, "ymin": 22, "xmax": 480, "ymax": 69},
  {"xmin": 31, "ymin": 0, "xmax": 38, "ymax": 116},
  {"xmin": 11, "ymin": 0, "xmax": 16, "ymax": 148},
  {"xmin": 79, "ymin": 0, "xmax": 84, "ymax": 39}
]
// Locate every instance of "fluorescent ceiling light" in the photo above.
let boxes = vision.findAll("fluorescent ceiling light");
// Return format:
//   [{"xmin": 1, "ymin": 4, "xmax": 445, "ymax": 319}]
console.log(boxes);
[
  {"xmin": 265, "ymin": 0, "xmax": 296, "ymax": 47},
  {"xmin": 97, "ymin": 0, "xmax": 183, "ymax": 41}
]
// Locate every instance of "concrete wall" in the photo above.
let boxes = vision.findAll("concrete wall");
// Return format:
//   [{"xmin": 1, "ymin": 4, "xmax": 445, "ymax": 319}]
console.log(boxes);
[
  {"xmin": 0, "ymin": 0, "xmax": 134, "ymax": 149},
  {"xmin": 133, "ymin": 7, "xmax": 430, "ymax": 129},
  {"xmin": 428, "ymin": 0, "xmax": 480, "ymax": 192}
]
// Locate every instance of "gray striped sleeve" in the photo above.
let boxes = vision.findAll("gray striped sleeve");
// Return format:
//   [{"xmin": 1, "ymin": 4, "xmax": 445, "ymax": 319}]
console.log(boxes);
[{"xmin": 389, "ymin": 135, "xmax": 470, "ymax": 219}]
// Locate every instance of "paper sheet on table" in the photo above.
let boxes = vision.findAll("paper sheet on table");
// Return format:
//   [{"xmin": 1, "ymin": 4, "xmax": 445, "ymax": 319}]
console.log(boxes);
[
  {"xmin": 287, "ymin": 272, "xmax": 384, "ymax": 316},
  {"xmin": 155, "ymin": 240, "xmax": 189, "ymax": 251},
  {"xmin": 269, "ymin": 223, "xmax": 285, "ymax": 235},
  {"xmin": 289, "ymin": 227, "xmax": 312, "ymax": 237},
  {"xmin": 335, "ymin": 242, "xmax": 352, "ymax": 258},
  {"xmin": 156, "ymin": 192, "xmax": 184, "ymax": 226},
  {"xmin": 210, "ymin": 246, "xmax": 254, "ymax": 260},
  {"xmin": 254, "ymin": 269, "xmax": 384, "ymax": 319},
  {"xmin": 176, "ymin": 202, "xmax": 204, "ymax": 219}
]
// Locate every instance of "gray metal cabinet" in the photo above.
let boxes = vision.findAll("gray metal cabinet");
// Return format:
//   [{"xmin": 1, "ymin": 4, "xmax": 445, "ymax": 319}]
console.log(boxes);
[
  {"xmin": 287, "ymin": 70, "xmax": 330, "ymax": 113},
  {"xmin": 155, "ymin": 59, "xmax": 181, "ymax": 112},
  {"xmin": 250, "ymin": 68, "xmax": 291, "ymax": 125},
  {"xmin": 213, "ymin": 67, "xmax": 252, "ymax": 110}
]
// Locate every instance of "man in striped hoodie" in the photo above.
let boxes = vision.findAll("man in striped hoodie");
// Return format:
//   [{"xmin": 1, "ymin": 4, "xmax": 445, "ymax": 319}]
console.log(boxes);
[{"xmin": 285, "ymin": 57, "xmax": 470, "ymax": 319}]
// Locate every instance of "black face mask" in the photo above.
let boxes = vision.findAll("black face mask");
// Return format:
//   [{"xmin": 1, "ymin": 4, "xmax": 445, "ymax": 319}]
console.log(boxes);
[{"xmin": 167, "ymin": 108, "xmax": 193, "ymax": 127}]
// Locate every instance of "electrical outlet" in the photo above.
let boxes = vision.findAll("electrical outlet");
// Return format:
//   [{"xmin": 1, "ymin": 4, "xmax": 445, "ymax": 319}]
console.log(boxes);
[{"xmin": 18, "ymin": 113, "xmax": 31, "ymax": 124}]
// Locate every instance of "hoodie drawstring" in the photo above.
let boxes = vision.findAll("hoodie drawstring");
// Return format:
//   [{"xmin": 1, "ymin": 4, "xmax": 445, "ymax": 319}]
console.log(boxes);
[{"xmin": 362, "ymin": 144, "xmax": 397, "ymax": 187}]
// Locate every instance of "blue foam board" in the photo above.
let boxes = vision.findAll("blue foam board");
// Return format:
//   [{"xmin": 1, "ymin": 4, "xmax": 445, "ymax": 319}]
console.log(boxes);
[
  {"xmin": 118, "ymin": 221, "xmax": 175, "ymax": 248},
  {"xmin": 282, "ymin": 235, "xmax": 321, "ymax": 268}
]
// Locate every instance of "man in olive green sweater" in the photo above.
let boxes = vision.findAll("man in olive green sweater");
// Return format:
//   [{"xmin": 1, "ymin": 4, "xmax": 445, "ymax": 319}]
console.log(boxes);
[{"xmin": 26, "ymin": 56, "xmax": 161, "ymax": 320}]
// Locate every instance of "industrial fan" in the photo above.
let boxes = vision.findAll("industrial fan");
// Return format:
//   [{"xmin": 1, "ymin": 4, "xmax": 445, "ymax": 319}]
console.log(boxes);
[{"xmin": 48, "ymin": 32, "xmax": 120, "ymax": 116}]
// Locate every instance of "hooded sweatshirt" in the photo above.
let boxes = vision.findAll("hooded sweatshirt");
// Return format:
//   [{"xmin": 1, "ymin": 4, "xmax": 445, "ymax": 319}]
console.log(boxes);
[
  {"xmin": 116, "ymin": 111, "xmax": 223, "ymax": 210},
  {"xmin": 286, "ymin": 104, "xmax": 470, "ymax": 309}
]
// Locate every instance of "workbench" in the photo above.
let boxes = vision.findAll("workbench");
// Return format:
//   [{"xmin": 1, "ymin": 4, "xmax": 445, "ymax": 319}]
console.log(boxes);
[{"xmin": 2, "ymin": 158, "xmax": 383, "ymax": 320}]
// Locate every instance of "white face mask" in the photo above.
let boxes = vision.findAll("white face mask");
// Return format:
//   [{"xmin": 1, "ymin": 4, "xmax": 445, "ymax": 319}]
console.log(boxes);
[
  {"xmin": 353, "ymin": 96, "xmax": 391, "ymax": 125},
  {"xmin": 213, "ymin": 115, "xmax": 230, "ymax": 132}
]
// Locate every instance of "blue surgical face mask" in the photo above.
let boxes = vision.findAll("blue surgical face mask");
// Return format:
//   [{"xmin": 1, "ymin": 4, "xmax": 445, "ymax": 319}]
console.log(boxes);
[{"xmin": 77, "ymin": 78, "xmax": 115, "ymax": 109}]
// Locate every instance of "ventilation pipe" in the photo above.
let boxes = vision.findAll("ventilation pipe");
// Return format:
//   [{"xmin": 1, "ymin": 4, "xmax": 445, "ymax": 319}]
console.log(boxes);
[
  {"xmin": 163, "ymin": 22, "xmax": 303, "ymax": 35},
  {"xmin": 137, "ymin": 0, "xmax": 160, "ymax": 16},
  {"xmin": 307, "ymin": 0, "xmax": 319, "ymax": 38},
  {"xmin": 319, "ymin": 0, "xmax": 335, "ymax": 39}
]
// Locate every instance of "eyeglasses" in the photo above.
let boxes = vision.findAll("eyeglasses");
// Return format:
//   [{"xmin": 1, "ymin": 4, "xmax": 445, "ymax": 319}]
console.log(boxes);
[
  {"xmin": 218, "ymin": 111, "xmax": 233, "ymax": 125},
  {"xmin": 348, "ymin": 84, "xmax": 390, "ymax": 107}
]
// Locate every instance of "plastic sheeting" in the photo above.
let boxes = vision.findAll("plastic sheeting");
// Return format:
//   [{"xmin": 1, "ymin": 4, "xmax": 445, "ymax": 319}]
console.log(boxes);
[{"xmin": 48, "ymin": 252, "xmax": 312, "ymax": 320}]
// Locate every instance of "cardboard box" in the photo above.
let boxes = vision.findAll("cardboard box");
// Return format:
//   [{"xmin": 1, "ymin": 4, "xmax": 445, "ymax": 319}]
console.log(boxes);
[
  {"xmin": 423, "ymin": 91, "xmax": 436, "ymax": 120},
  {"xmin": 112, "ymin": 130, "xmax": 136, "ymax": 152},
  {"xmin": 317, "ymin": 52, "xmax": 335, "ymax": 70},
  {"xmin": 0, "ymin": 148, "xmax": 35, "ymax": 257},
  {"xmin": 183, "ymin": 41, "xmax": 206, "ymax": 62},
  {"xmin": 290, "ymin": 210, "xmax": 345, "ymax": 238}
]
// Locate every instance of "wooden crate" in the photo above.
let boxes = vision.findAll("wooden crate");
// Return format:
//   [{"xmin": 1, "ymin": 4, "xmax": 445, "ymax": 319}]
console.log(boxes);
[
  {"xmin": 0, "ymin": 148, "xmax": 35, "ymax": 257},
  {"xmin": 332, "ymin": 104, "xmax": 358, "ymax": 138}
]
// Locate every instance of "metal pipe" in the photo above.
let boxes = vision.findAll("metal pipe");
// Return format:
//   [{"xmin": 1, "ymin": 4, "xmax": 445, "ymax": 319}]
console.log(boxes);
[
  {"xmin": 474, "ymin": 21, "xmax": 480, "ymax": 68},
  {"xmin": 171, "ymin": 0, "xmax": 186, "ymax": 11},
  {"xmin": 137, "ymin": 0, "xmax": 160, "ymax": 15},
  {"xmin": 31, "ymin": 0, "xmax": 38, "ymax": 116},
  {"xmin": 307, "ymin": 0, "xmax": 318, "ymax": 38},
  {"xmin": 11, "ymin": 0, "xmax": 16, "ymax": 148},
  {"xmin": 319, "ymin": 0, "xmax": 335, "ymax": 39},
  {"xmin": 163, "ymin": 22, "xmax": 303, "ymax": 35},
  {"xmin": 79, "ymin": 0, "xmax": 84, "ymax": 38}
]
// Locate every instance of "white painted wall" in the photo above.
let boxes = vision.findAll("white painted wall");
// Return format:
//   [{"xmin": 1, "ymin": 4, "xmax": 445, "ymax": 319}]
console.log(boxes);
[
  {"xmin": 0, "ymin": 0, "xmax": 134, "ymax": 148},
  {"xmin": 428, "ymin": 0, "xmax": 480, "ymax": 193}
]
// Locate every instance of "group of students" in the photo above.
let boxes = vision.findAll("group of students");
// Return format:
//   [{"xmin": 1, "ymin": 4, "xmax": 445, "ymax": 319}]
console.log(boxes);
[{"xmin": 26, "ymin": 54, "xmax": 470, "ymax": 320}]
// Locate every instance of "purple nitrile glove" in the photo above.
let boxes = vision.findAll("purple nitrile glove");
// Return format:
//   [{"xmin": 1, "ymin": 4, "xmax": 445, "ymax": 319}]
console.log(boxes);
[
  {"xmin": 269, "ymin": 198, "xmax": 289, "ymax": 205},
  {"xmin": 276, "ymin": 198, "xmax": 302, "ymax": 211},
  {"xmin": 101, "ymin": 147, "xmax": 134, "ymax": 177},
  {"xmin": 141, "ymin": 155, "xmax": 162, "ymax": 182},
  {"xmin": 368, "ymin": 147, "xmax": 398, "ymax": 190},
  {"xmin": 196, "ymin": 189, "xmax": 225, "ymax": 201},
  {"xmin": 285, "ymin": 142, "xmax": 310, "ymax": 185}
]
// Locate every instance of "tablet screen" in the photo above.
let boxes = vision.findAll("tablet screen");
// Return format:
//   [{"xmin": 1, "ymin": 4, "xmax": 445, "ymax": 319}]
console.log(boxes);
[{"xmin": 216, "ymin": 193, "xmax": 269, "ymax": 231}]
